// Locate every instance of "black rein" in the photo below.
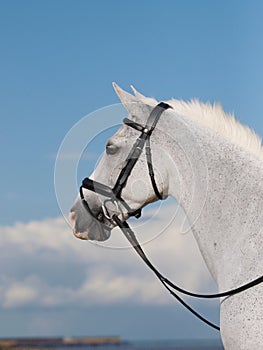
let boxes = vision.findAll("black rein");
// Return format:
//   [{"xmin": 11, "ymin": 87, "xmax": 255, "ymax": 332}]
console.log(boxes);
[{"xmin": 80, "ymin": 102, "xmax": 263, "ymax": 332}]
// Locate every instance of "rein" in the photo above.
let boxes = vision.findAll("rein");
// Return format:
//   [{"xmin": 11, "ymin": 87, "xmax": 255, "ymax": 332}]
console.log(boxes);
[
  {"xmin": 112, "ymin": 214, "xmax": 263, "ymax": 331},
  {"xmin": 80, "ymin": 102, "xmax": 263, "ymax": 332}
]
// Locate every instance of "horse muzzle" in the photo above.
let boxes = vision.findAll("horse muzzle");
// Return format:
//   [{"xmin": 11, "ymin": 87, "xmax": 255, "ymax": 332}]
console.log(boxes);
[{"xmin": 70, "ymin": 193, "xmax": 114, "ymax": 241}]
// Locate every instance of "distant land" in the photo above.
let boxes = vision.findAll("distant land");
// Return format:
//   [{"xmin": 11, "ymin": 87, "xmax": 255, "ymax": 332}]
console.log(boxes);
[{"xmin": 0, "ymin": 336, "xmax": 122, "ymax": 348}]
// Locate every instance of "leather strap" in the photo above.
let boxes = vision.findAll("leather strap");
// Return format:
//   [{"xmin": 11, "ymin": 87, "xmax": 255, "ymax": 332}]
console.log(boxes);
[{"xmin": 117, "ymin": 102, "xmax": 171, "ymax": 200}]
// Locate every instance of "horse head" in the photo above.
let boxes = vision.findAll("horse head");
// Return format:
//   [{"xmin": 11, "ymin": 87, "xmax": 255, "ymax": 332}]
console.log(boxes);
[{"xmin": 70, "ymin": 84, "xmax": 170, "ymax": 241}]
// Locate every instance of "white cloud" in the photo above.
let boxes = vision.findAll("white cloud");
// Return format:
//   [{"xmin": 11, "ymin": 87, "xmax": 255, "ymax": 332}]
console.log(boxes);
[
  {"xmin": 0, "ymin": 202, "xmax": 216, "ymax": 309},
  {"xmin": 3, "ymin": 282, "xmax": 38, "ymax": 308}
]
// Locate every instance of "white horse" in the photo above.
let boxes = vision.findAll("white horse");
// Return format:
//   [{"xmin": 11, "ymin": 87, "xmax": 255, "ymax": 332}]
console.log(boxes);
[{"xmin": 70, "ymin": 83, "xmax": 263, "ymax": 349}]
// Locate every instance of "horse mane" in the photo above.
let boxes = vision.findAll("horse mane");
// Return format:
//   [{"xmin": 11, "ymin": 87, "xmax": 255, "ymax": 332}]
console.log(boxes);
[
  {"xmin": 128, "ymin": 86, "xmax": 263, "ymax": 159},
  {"xmin": 166, "ymin": 98, "xmax": 263, "ymax": 160}
]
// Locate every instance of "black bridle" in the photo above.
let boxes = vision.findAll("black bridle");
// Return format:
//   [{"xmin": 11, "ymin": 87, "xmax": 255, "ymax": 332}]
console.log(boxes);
[
  {"xmin": 80, "ymin": 102, "xmax": 170, "ymax": 229},
  {"xmin": 80, "ymin": 102, "xmax": 263, "ymax": 332}
]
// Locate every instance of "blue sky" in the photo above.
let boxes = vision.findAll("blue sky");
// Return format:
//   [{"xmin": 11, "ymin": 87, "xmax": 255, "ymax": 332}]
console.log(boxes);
[{"xmin": 1, "ymin": 0, "xmax": 263, "ymax": 342}]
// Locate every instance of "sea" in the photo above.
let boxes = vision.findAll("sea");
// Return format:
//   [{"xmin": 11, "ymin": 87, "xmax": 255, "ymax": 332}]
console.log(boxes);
[{"xmin": 35, "ymin": 339, "xmax": 224, "ymax": 350}]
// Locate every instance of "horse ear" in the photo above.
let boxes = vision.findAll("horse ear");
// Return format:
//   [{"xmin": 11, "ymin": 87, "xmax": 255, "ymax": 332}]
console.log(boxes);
[
  {"xmin": 112, "ymin": 82, "xmax": 137, "ymax": 109},
  {"xmin": 131, "ymin": 84, "xmax": 157, "ymax": 106},
  {"xmin": 112, "ymin": 82, "xmax": 156, "ymax": 123},
  {"xmin": 130, "ymin": 85, "xmax": 146, "ymax": 99}
]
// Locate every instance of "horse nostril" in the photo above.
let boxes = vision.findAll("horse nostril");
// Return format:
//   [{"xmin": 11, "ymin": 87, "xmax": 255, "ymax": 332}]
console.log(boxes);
[{"xmin": 69, "ymin": 211, "xmax": 76, "ymax": 227}]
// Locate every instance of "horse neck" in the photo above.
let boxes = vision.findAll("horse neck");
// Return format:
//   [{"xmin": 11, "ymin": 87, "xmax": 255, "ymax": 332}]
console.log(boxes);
[{"xmin": 161, "ymin": 113, "xmax": 263, "ymax": 290}]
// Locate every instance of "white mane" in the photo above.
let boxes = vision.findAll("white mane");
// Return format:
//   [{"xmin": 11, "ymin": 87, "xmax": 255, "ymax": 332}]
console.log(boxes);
[
  {"xmin": 119, "ymin": 85, "xmax": 263, "ymax": 160},
  {"xmin": 166, "ymin": 98, "xmax": 263, "ymax": 160}
]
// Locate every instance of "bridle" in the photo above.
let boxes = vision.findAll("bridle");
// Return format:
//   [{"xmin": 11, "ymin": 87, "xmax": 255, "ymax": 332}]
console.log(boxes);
[
  {"xmin": 80, "ymin": 102, "xmax": 263, "ymax": 332},
  {"xmin": 80, "ymin": 102, "xmax": 169, "ymax": 236}
]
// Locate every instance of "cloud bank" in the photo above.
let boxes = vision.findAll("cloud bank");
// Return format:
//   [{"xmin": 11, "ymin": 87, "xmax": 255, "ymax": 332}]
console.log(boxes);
[{"xmin": 0, "ymin": 202, "xmax": 216, "ymax": 309}]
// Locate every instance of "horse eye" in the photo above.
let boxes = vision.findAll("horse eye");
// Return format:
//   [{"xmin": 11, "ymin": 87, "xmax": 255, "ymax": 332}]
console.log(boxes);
[{"xmin": 106, "ymin": 142, "xmax": 118, "ymax": 155}]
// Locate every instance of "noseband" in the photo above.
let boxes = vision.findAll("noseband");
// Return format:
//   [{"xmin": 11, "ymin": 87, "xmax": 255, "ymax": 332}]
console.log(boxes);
[{"xmin": 79, "ymin": 102, "xmax": 263, "ymax": 332}]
